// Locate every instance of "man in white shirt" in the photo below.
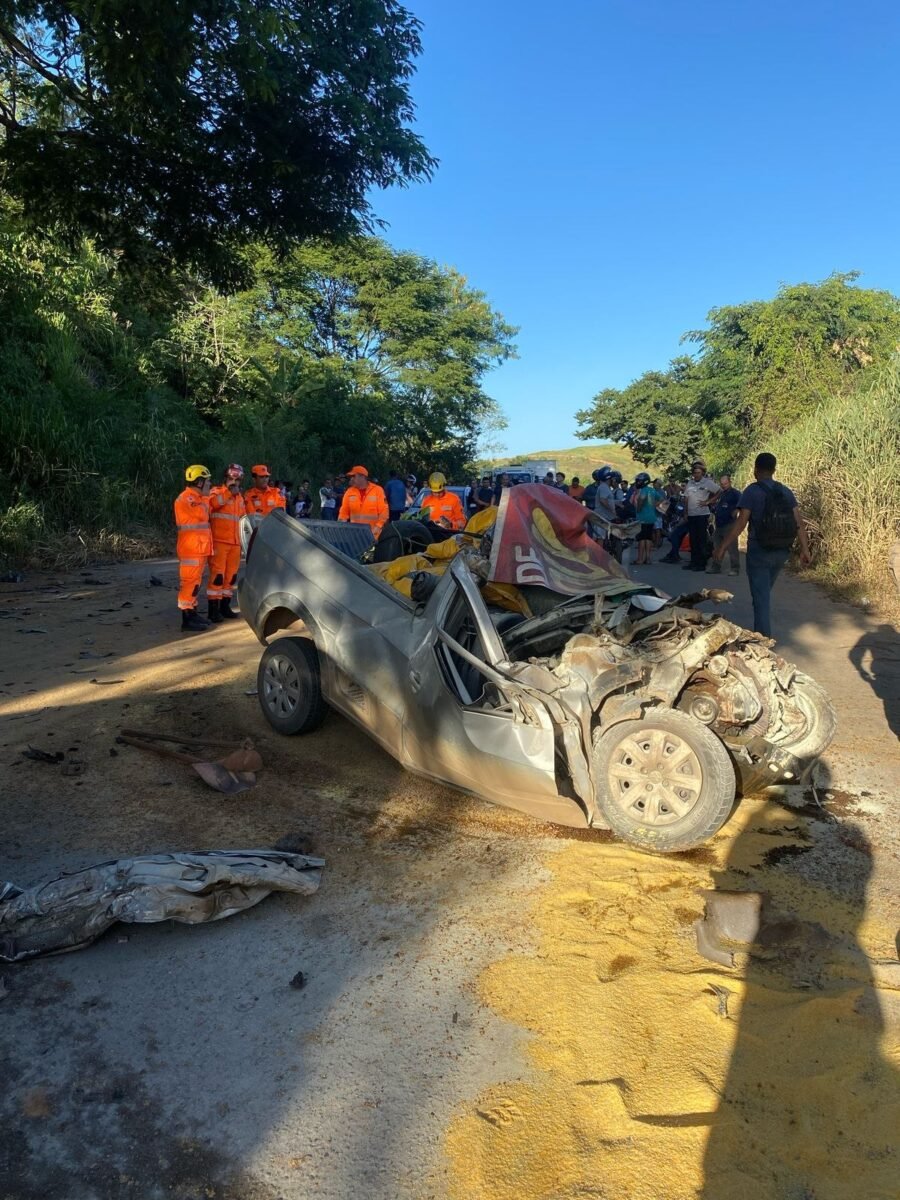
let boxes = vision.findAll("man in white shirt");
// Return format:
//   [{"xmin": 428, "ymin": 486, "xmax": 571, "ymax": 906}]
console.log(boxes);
[{"xmin": 683, "ymin": 460, "xmax": 720, "ymax": 571}]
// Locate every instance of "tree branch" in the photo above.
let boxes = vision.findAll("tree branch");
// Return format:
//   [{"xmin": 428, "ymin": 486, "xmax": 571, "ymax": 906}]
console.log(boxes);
[{"xmin": 0, "ymin": 25, "xmax": 89, "ymax": 109}]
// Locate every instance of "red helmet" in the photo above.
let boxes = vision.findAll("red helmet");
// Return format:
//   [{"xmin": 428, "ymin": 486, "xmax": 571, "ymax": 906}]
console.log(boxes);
[{"xmin": 225, "ymin": 463, "xmax": 244, "ymax": 481}]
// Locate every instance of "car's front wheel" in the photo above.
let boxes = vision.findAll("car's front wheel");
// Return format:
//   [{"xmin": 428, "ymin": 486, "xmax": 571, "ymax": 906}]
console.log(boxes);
[
  {"xmin": 592, "ymin": 708, "xmax": 736, "ymax": 852},
  {"xmin": 258, "ymin": 637, "xmax": 327, "ymax": 735}
]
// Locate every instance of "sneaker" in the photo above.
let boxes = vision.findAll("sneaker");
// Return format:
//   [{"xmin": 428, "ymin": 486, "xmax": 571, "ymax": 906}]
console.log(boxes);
[
  {"xmin": 728, "ymin": 567, "xmax": 740, "ymax": 576},
  {"xmin": 705, "ymin": 561, "xmax": 721, "ymax": 574},
  {"xmin": 659, "ymin": 554, "xmax": 680, "ymax": 564}
]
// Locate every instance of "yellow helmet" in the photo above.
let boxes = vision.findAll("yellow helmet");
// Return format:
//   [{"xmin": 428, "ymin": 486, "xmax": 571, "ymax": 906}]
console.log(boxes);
[
  {"xmin": 185, "ymin": 464, "xmax": 211, "ymax": 483},
  {"xmin": 428, "ymin": 471, "xmax": 447, "ymax": 492}
]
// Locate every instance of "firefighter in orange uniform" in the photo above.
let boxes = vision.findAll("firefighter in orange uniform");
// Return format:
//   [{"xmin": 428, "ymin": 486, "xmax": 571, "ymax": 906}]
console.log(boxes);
[
  {"xmin": 207, "ymin": 463, "xmax": 246, "ymax": 623},
  {"xmin": 419, "ymin": 472, "xmax": 466, "ymax": 530},
  {"xmin": 243, "ymin": 465, "xmax": 286, "ymax": 516},
  {"xmin": 174, "ymin": 465, "xmax": 213, "ymax": 632},
  {"xmin": 338, "ymin": 466, "xmax": 389, "ymax": 540}
]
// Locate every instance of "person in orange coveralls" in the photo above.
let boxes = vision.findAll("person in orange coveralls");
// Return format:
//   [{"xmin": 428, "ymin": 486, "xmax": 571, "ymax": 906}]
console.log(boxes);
[
  {"xmin": 338, "ymin": 466, "xmax": 389, "ymax": 540},
  {"xmin": 244, "ymin": 464, "xmax": 286, "ymax": 516},
  {"xmin": 419, "ymin": 472, "xmax": 466, "ymax": 530},
  {"xmin": 207, "ymin": 463, "xmax": 246, "ymax": 624},
  {"xmin": 174, "ymin": 465, "xmax": 213, "ymax": 632}
]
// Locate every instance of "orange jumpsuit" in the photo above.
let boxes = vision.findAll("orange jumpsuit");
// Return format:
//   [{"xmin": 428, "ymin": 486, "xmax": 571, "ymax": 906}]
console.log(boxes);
[
  {"xmin": 420, "ymin": 490, "xmax": 466, "ymax": 530},
  {"xmin": 338, "ymin": 483, "xmax": 389, "ymax": 539},
  {"xmin": 243, "ymin": 485, "xmax": 286, "ymax": 516},
  {"xmin": 174, "ymin": 487, "xmax": 212, "ymax": 611},
  {"xmin": 207, "ymin": 485, "xmax": 246, "ymax": 601}
]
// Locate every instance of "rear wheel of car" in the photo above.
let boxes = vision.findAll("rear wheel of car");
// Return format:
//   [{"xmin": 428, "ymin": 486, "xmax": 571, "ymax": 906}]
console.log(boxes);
[
  {"xmin": 257, "ymin": 637, "xmax": 327, "ymax": 735},
  {"xmin": 593, "ymin": 708, "xmax": 736, "ymax": 853},
  {"xmin": 775, "ymin": 674, "xmax": 837, "ymax": 762}
]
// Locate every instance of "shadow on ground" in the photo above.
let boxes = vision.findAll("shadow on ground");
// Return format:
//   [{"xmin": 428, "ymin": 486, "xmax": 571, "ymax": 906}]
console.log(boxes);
[{"xmin": 0, "ymin": 564, "xmax": 553, "ymax": 1199}]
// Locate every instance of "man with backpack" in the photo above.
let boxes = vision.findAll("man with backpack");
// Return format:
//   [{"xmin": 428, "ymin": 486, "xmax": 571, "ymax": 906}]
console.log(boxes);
[{"xmin": 711, "ymin": 452, "xmax": 811, "ymax": 638}]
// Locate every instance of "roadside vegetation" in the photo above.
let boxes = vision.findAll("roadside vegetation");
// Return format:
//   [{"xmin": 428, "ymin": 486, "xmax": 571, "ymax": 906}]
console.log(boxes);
[
  {"xmin": 736, "ymin": 361, "xmax": 900, "ymax": 620},
  {"xmin": 0, "ymin": 4, "xmax": 514, "ymax": 566},
  {"xmin": 485, "ymin": 443, "xmax": 647, "ymax": 482},
  {"xmin": 578, "ymin": 273, "xmax": 900, "ymax": 617}
]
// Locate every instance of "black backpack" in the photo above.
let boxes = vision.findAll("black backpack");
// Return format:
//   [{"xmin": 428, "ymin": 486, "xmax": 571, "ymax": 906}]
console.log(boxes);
[{"xmin": 756, "ymin": 482, "xmax": 797, "ymax": 550}]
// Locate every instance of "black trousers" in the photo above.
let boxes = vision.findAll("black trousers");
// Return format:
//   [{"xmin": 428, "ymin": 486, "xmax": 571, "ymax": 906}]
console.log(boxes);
[{"xmin": 688, "ymin": 515, "xmax": 710, "ymax": 568}]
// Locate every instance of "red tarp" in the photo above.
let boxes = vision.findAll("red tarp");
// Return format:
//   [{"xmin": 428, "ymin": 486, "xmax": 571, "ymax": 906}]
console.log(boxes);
[{"xmin": 487, "ymin": 484, "xmax": 628, "ymax": 595}]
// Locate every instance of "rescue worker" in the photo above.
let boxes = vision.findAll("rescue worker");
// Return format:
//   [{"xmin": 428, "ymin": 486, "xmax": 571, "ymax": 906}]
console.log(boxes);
[
  {"xmin": 338, "ymin": 465, "xmax": 389, "ymax": 540},
  {"xmin": 174, "ymin": 465, "xmax": 213, "ymax": 632},
  {"xmin": 419, "ymin": 472, "xmax": 466, "ymax": 530},
  {"xmin": 244, "ymin": 465, "xmax": 286, "ymax": 516},
  {"xmin": 207, "ymin": 463, "xmax": 246, "ymax": 623}
]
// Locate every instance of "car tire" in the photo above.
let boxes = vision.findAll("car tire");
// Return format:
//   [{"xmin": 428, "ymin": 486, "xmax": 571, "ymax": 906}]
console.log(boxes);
[
  {"xmin": 257, "ymin": 637, "xmax": 327, "ymax": 735},
  {"xmin": 372, "ymin": 520, "xmax": 436, "ymax": 564},
  {"xmin": 775, "ymin": 674, "xmax": 837, "ymax": 761},
  {"xmin": 593, "ymin": 708, "xmax": 736, "ymax": 853}
]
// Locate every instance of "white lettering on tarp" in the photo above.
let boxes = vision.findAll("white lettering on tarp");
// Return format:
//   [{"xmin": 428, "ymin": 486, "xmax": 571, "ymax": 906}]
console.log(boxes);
[{"xmin": 514, "ymin": 545, "xmax": 548, "ymax": 585}]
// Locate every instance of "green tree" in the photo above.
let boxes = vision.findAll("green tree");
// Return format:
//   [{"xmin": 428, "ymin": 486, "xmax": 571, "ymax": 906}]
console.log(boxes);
[
  {"xmin": 684, "ymin": 272, "xmax": 900, "ymax": 434},
  {"xmin": 578, "ymin": 273, "xmax": 900, "ymax": 474},
  {"xmin": 163, "ymin": 238, "xmax": 517, "ymax": 477},
  {"xmin": 575, "ymin": 357, "xmax": 703, "ymax": 476},
  {"xmin": 0, "ymin": 1, "xmax": 434, "ymax": 285}
]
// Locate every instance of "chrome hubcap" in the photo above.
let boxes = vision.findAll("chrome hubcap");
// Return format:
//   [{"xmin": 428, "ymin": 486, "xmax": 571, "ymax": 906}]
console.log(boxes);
[
  {"xmin": 607, "ymin": 728, "xmax": 703, "ymax": 826},
  {"xmin": 263, "ymin": 654, "xmax": 301, "ymax": 718}
]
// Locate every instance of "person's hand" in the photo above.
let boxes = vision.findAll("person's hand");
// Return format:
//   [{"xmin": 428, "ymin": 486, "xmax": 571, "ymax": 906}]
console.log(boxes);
[
  {"xmin": 799, "ymin": 549, "xmax": 812, "ymax": 567},
  {"xmin": 711, "ymin": 547, "xmax": 724, "ymax": 563}
]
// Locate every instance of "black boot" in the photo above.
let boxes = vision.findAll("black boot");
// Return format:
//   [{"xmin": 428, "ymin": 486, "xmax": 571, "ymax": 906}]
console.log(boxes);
[
  {"xmin": 219, "ymin": 596, "xmax": 239, "ymax": 620},
  {"xmin": 207, "ymin": 599, "xmax": 223, "ymax": 624},
  {"xmin": 181, "ymin": 609, "xmax": 209, "ymax": 633}
]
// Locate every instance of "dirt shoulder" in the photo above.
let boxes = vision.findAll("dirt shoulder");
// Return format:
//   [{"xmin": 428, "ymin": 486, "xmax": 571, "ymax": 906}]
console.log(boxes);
[{"xmin": 0, "ymin": 558, "xmax": 897, "ymax": 1199}]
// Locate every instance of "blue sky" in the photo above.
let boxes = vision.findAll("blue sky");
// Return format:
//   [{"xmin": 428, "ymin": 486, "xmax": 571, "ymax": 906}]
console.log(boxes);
[{"xmin": 374, "ymin": 0, "xmax": 900, "ymax": 456}]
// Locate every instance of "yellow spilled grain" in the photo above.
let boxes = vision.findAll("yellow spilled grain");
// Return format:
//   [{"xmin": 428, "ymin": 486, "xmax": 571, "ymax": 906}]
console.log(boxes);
[{"xmin": 446, "ymin": 800, "xmax": 899, "ymax": 1200}]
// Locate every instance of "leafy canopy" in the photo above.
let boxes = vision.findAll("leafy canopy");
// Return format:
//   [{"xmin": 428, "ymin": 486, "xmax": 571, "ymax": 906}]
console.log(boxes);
[
  {"xmin": 577, "ymin": 273, "xmax": 900, "ymax": 475},
  {"xmin": 165, "ymin": 237, "xmax": 517, "ymax": 477},
  {"xmin": 0, "ymin": 1, "xmax": 434, "ymax": 285}
]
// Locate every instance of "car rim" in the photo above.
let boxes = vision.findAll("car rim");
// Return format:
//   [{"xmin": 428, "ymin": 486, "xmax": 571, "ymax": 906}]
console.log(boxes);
[
  {"xmin": 606, "ymin": 727, "xmax": 703, "ymax": 826},
  {"xmin": 263, "ymin": 654, "xmax": 302, "ymax": 718}
]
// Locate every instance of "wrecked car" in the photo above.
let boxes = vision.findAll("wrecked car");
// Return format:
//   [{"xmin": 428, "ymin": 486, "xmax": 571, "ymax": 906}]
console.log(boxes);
[{"xmin": 238, "ymin": 487, "xmax": 835, "ymax": 853}]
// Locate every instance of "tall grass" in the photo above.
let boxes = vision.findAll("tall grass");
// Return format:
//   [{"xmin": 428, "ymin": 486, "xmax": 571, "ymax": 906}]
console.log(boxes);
[{"xmin": 736, "ymin": 360, "xmax": 900, "ymax": 622}]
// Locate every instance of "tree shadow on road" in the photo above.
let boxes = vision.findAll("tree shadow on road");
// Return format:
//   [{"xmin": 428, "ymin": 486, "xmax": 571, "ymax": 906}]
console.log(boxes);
[{"xmin": 701, "ymin": 820, "xmax": 898, "ymax": 1198}]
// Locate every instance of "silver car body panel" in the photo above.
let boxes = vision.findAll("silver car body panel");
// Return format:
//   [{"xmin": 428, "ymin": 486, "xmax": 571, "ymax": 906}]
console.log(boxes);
[{"xmin": 239, "ymin": 511, "xmax": 832, "ymax": 831}]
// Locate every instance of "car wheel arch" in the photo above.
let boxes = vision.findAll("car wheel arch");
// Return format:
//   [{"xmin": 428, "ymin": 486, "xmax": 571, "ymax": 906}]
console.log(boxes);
[{"xmin": 260, "ymin": 599, "xmax": 321, "ymax": 648}]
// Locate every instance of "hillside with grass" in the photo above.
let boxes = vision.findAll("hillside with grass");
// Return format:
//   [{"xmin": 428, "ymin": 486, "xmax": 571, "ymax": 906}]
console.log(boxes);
[{"xmin": 486, "ymin": 443, "xmax": 654, "ymax": 483}]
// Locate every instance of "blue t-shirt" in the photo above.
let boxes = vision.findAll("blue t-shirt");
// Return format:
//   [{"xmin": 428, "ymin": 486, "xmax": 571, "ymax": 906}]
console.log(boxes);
[
  {"xmin": 737, "ymin": 480, "xmax": 797, "ymax": 546},
  {"xmin": 636, "ymin": 486, "xmax": 664, "ymax": 524},
  {"xmin": 385, "ymin": 478, "xmax": 408, "ymax": 511},
  {"xmin": 715, "ymin": 486, "xmax": 742, "ymax": 528}
]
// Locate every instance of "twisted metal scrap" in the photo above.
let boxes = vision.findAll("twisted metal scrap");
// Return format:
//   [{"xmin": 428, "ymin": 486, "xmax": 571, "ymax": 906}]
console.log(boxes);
[{"xmin": 0, "ymin": 849, "xmax": 324, "ymax": 962}]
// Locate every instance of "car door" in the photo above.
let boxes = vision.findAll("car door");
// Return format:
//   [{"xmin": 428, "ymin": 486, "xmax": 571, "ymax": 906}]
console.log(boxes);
[
  {"xmin": 402, "ymin": 558, "xmax": 584, "ymax": 825},
  {"xmin": 315, "ymin": 559, "xmax": 419, "ymax": 762}
]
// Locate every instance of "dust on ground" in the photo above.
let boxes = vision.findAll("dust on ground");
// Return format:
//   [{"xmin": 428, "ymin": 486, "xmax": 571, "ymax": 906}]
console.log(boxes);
[
  {"xmin": 444, "ymin": 558, "xmax": 900, "ymax": 1200},
  {"xmin": 1, "ymin": 558, "xmax": 898, "ymax": 1200}
]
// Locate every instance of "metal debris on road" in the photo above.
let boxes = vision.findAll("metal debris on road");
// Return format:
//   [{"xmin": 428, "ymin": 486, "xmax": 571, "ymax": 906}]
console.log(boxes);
[
  {"xmin": 22, "ymin": 747, "xmax": 64, "ymax": 764},
  {"xmin": 0, "ymin": 849, "xmax": 324, "ymax": 962},
  {"xmin": 117, "ymin": 729, "xmax": 263, "ymax": 794}
]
